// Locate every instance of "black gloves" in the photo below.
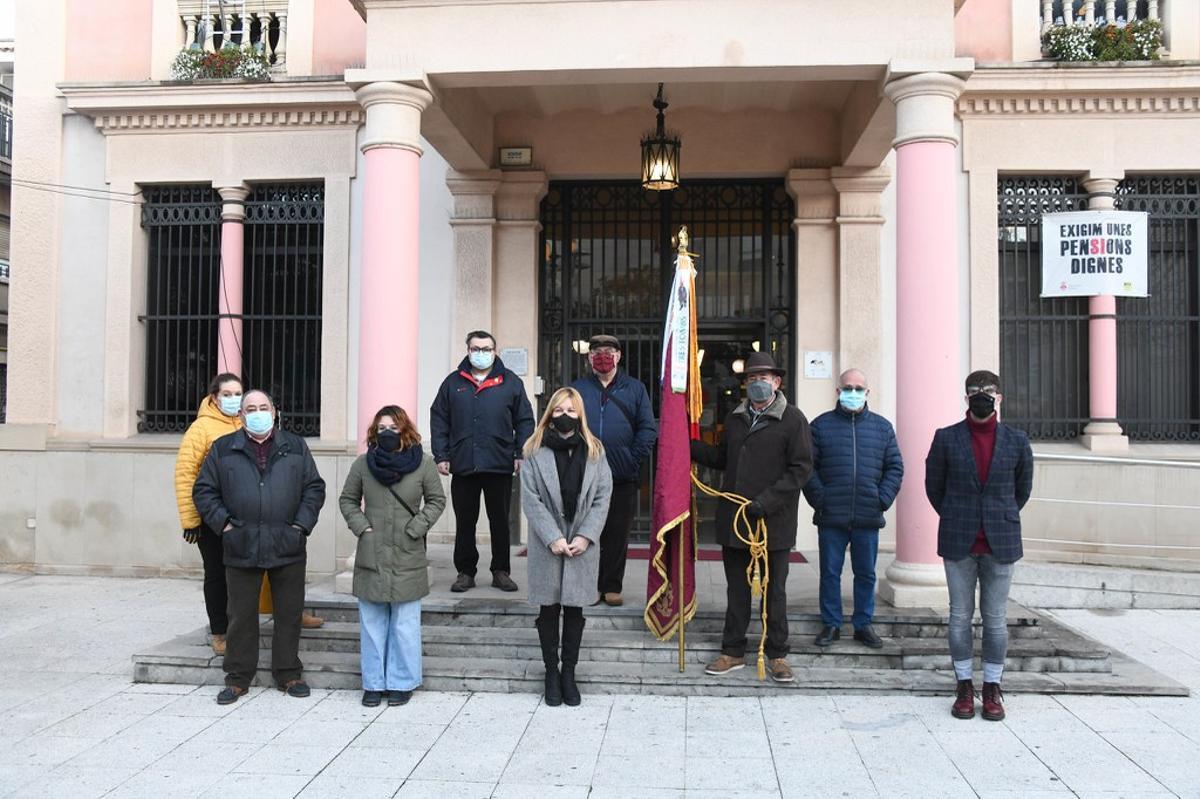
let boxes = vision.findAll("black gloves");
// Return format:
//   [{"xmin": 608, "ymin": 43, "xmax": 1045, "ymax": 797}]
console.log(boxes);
[
  {"xmin": 182, "ymin": 527, "xmax": 202, "ymax": 544},
  {"xmin": 746, "ymin": 501, "xmax": 766, "ymax": 520}
]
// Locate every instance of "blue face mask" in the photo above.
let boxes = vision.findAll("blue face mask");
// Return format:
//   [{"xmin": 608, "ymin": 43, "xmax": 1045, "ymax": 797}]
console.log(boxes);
[
  {"xmin": 243, "ymin": 410, "xmax": 274, "ymax": 436},
  {"xmin": 747, "ymin": 380, "xmax": 775, "ymax": 405},
  {"xmin": 218, "ymin": 395, "xmax": 243, "ymax": 417},
  {"xmin": 839, "ymin": 389, "xmax": 867, "ymax": 411},
  {"xmin": 469, "ymin": 350, "xmax": 495, "ymax": 371}
]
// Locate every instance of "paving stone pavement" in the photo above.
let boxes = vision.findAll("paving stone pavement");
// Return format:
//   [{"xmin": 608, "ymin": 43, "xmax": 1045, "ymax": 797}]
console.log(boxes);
[{"xmin": 0, "ymin": 572, "xmax": 1198, "ymax": 798}]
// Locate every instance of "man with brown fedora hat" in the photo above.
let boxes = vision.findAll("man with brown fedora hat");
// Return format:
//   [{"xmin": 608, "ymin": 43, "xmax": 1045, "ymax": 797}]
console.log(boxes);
[{"xmin": 690, "ymin": 352, "xmax": 813, "ymax": 683}]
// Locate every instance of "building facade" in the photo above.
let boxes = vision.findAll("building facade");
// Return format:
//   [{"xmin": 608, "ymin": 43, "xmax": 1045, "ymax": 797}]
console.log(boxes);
[{"xmin": 1, "ymin": 0, "xmax": 1198, "ymax": 598}]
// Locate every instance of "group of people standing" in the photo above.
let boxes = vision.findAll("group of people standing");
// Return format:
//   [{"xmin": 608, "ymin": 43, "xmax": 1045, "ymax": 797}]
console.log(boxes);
[
  {"xmin": 694, "ymin": 357, "xmax": 1033, "ymax": 722},
  {"xmin": 174, "ymin": 330, "xmax": 1032, "ymax": 721}
]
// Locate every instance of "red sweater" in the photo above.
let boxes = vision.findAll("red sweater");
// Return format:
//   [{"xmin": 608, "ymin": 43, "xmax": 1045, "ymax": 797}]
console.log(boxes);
[{"xmin": 967, "ymin": 412, "xmax": 997, "ymax": 555}]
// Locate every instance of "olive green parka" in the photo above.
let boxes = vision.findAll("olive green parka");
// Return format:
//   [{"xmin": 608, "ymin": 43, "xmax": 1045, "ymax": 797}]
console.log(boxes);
[{"xmin": 339, "ymin": 452, "xmax": 446, "ymax": 604}]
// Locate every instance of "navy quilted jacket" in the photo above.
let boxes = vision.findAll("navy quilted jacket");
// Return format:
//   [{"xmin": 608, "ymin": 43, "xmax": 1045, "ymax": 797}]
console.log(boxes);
[
  {"xmin": 925, "ymin": 418, "xmax": 1034, "ymax": 564},
  {"xmin": 803, "ymin": 404, "xmax": 904, "ymax": 530},
  {"xmin": 571, "ymin": 371, "xmax": 658, "ymax": 484}
]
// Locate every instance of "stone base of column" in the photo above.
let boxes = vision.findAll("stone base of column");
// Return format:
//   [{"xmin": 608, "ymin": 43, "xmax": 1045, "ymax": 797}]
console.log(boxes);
[
  {"xmin": 334, "ymin": 553, "xmax": 355, "ymax": 595},
  {"xmin": 1080, "ymin": 421, "xmax": 1129, "ymax": 453},
  {"xmin": 878, "ymin": 560, "xmax": 948, "ymax": 609}
]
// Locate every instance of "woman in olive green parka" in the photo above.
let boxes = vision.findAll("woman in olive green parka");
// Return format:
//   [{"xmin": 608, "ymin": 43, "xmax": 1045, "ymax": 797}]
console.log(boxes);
[{"xmin": 340, "ymin": 405, "xmax": 446, "ymax": 708}]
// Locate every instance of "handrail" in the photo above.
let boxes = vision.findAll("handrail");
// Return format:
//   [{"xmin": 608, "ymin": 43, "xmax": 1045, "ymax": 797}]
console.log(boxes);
[{"xmin": 1033, "ymin": 451, "xmax": 1200, "ymax": 469}]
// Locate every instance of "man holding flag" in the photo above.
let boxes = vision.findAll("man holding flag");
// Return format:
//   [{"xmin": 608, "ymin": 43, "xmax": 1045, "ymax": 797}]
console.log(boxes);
[{"xmin": 690, "ymin": 352, "xmax": 813, "ymax": 682}]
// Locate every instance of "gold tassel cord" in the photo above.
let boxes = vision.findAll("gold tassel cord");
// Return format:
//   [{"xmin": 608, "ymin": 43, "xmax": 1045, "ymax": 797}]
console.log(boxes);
[{"xmin": 690, "ymin": 473, "xmax": 770, "ymax": 680}]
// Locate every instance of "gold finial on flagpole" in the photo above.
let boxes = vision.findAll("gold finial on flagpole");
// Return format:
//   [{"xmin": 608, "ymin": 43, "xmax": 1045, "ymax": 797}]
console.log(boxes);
[{"xmin": 676, "ymin": 226, "xmax": 697, "ymax": 260}]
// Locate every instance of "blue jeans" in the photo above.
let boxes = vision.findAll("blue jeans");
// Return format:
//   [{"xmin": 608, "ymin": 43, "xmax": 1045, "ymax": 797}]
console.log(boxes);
[
  {"xmin": 944, "ymin": 554, "xmax": 1015, "ymax": 675},
  {"xmin": 359, "ymin": 598, "xmax": 423, "ymax": 692},
  {"xmin": 817, "ymin": 527, "xmax": 878, "ymax": 629}
]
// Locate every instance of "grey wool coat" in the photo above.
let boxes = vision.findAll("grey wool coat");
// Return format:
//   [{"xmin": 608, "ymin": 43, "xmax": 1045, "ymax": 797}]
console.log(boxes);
[
  {"xmin": 339, "ymin": 452, "xmax": 446, "ymax": 604},
  {"xmin": 520, "ymin": 445, "xmax": 613, "ymax": 608}
]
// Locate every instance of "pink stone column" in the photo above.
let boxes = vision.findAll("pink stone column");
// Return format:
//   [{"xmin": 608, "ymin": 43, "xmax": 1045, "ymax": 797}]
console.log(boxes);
[
  {"xmin": 216, "ymin": 185, "xmax": 250, "ymax": 376},
  {"xmin": 879, "ymin": 72, "xmax": 967, "ymax": 608},
  {"xmin": 1080, "ymin": 174, "xmax": 1129, "ymax": 451},
  {"xmin": 353, "ymin": 82, "xmax": 433, "ymax": 450}
]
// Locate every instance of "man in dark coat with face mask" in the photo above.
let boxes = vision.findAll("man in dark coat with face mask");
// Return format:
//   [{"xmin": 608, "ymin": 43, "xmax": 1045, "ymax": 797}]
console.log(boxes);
[
  {"xmin": 430, "ymin": 330, "xmax": 536, "ymax": 594},
  {"xmin": 690, "ymin": 352, "xmax": 813, "ymax": 683},
  {"xmin": 572, "ymin": 333, "xmax": 658, "ymax": 607}
]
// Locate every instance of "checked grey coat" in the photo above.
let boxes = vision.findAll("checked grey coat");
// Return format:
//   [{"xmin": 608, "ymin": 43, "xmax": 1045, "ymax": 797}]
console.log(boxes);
[{"xmin": 520, "ymin": 445, "xmax": 613, "ymax": 608}]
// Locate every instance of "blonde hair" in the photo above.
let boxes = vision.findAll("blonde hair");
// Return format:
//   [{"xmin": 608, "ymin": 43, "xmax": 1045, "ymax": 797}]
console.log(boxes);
[{"xmin": 523, "ymin": 387, "xmax": 605, "ymax": 462}]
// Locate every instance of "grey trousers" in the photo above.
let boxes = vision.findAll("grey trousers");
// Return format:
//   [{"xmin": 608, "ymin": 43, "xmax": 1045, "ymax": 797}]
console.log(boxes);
[{"xmin": 943, "ymin": 554, "xmax": 1015, "ymax": 668}]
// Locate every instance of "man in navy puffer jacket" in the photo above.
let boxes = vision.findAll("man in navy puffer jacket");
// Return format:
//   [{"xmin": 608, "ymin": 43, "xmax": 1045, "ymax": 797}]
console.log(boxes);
[{"xmin": 803, "ymin": 368, "xmax": 903, "ymax": 649}]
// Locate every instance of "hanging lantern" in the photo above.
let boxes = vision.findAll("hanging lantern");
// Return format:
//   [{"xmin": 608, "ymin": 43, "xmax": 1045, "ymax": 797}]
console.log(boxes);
[{"xmin": 641, "ymin": 83, "xmax": 681, "ymax": 191}]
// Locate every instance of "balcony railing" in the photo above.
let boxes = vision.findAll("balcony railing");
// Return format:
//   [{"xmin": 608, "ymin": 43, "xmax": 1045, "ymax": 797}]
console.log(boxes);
[
  {"xmin": 179, "ymin": 1, "xmax": 287, "ymax": 70},
  {"xmin": 1042, "ymin": 1, "xmax": 1159, "ymax": 30},
  {"xmin": 0, "ymin": 96, "xmax": 12, "ymax": 163}
]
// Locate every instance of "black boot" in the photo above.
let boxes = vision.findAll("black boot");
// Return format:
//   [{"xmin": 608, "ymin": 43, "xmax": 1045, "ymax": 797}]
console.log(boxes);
[
  {"xmin": 560, "ymin": 611, "xmax": 586, "ymax": 707},
  {"xmin": 535, "ymin": 609, "xmax": 562, "ymax": 707}
]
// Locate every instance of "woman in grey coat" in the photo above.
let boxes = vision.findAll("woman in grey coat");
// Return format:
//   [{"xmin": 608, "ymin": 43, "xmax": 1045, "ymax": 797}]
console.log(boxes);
[
  {"xmin": 521, "ymin": 386, "xmax": 613, "ymax": 707},
  {"xmin": 339, "ymin": 405, "xmax": 446, "ymax": 708}
]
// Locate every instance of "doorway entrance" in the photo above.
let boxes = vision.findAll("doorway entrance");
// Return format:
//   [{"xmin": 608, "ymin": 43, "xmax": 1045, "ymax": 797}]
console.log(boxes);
[{"xmin": 538, "ymin": 179, "xmax": 795, "ymax": 541}]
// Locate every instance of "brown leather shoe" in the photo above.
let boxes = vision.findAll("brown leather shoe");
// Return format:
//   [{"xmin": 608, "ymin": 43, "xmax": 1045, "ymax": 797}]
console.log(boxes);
[
  {"xmin": 767, "ymin": 658, "xmax": 795, "ymax": 683},
  {"xmin": 704, "ymin": 654, "xmax": 745, "ymax": 676},
  {"xmin": 491, "ymin": 571, "xmax": 519, "ymax": 592},
  {"xmin": 210, "ymin": 634, "xmax": 226, "ymax": 656},
  {"xmin": 952, "ymin": 679, "xmax": 976, "ymax": 719},
  {"xmin": 981, "ymin": 682, "xmax": 1005, "ymax": 721},
  {"xmin": 603, "ymin": 592, "xmax": 624, "ymax": 607},
  {"xmin": 301, "ymin": 612, "xmax": 324, "ymax": 629}
]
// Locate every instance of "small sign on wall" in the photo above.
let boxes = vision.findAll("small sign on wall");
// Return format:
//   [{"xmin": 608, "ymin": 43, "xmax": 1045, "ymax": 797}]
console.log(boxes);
[
  {"xmin": 501, "ymin": 347, "xmax": 529, "ymax": 375},
  {"xmin": 1041, "ymin": 210, "xmax": 1149, "ymax": 297},
  {"xmin": 499, "ymin": 147, "xmax": 533, "ymax": 168},
  {"xmin": 804, "ymin": 351, "xmax": 833, "ymax": 380}
]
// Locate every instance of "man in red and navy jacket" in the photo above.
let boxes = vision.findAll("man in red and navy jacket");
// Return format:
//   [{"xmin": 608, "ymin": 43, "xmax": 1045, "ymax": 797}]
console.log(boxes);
[{"xmin": 431, "ymin": 330, "xmax": 535, "ymax": 593}]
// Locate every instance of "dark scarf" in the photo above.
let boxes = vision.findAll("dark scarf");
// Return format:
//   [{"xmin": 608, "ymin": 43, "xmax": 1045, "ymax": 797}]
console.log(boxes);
[
  {"xmin": 542, "ymin": 429, "xmax": 587, "ymax": 523},
  {"xmin": 366, "ymin": 443, "xmax": 423, "ymax": 486}
]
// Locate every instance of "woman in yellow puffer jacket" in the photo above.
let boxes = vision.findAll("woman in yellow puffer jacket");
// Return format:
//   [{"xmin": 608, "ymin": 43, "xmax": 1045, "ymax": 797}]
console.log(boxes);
[{"xmin": 175, "ymin": 373, "xmax": 244, "ymax": 655}]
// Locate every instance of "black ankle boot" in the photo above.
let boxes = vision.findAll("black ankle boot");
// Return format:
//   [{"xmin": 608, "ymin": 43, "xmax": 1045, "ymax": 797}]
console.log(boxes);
[
  {"xmin": 535, "ymin": 612, "xmax": 562, "ymax": 707},
  {"xmin": 560, "ymin": 612, "xmax": 586, "ymax": 707},
  {"xmin": 560, "ymin": 665, "xmax": 580, "ymax": 706}
]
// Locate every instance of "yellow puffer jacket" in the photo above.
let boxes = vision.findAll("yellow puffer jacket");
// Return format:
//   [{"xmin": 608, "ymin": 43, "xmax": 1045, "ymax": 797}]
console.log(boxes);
[{"xmin": 174, "ymin": 398, "xmax": 242, "ymax": 530}]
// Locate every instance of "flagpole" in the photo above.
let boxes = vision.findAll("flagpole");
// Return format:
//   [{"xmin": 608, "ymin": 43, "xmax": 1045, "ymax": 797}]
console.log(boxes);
[{"xmin": 678, "ymin": 518, "xmax": 686, "ymax": 672}]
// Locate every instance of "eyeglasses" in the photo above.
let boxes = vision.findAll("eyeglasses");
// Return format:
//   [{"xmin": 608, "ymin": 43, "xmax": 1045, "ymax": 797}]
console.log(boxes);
[
  {"xmin": 966, "ymin": 385, "xmax": 1000, "ymax": 397},
  {"xmin": 840, "ymin": 385, "xmax": 867, "ymax": 393},
  {"xmin": 468, "ymin": 346, "xmax": 495, "ymax": 354}
]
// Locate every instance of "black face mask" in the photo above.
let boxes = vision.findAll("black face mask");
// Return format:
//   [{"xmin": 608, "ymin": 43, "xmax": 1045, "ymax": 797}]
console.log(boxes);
[
  {"xmin": 376, "ymin": 429, "xmax": 401, "ymax": 451},
  {"xmin": 551, "ymin": 414, "xmax": 580, "ymax": 434},
  {"xmin": 968, "ymin": 393, "xmax": 996, "ymax": 419}
]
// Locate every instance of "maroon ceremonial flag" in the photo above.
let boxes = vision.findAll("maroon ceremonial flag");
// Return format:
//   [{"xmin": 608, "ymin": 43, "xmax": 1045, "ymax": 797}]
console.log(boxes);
[{"xmin": 644, "ymin": 237, "xmax": 699, "ymax": 641}]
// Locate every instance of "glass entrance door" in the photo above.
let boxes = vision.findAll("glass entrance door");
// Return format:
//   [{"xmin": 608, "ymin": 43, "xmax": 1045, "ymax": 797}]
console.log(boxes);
[{"xmin": 539, "ymin": 180, "xmax": 795, "ymax": 541}]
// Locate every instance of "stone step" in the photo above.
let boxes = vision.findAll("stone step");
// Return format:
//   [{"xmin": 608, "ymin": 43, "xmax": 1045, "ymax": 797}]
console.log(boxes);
[
  {"xmin": 265, "ymin": 621, "xmax": 1108, "ymax": 673},
  {"xmin": 131, "ymin": 640, "xmax": 1184, "ymax": 697},
  {"xmin": 301, "ymin": 598, "xmax": 1046, "ymax": 639}
]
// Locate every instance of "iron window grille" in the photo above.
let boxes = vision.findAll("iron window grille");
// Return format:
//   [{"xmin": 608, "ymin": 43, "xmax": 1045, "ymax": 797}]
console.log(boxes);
[
  {"xmin": 243, "ymin": 182, "xmax": 324, "ymax": 437},
  {"xmin": 998, "ymin": 176, "xmax": 1091, "ymax": 440},
  {"xmin": 139, "ymin": 185, "xmax": 223, "ymax": 433},
  {"xmin": 138, "ymin": 183, "xmax": 324, "ymax": 435},
  {"xmin": 1114, "ymin": 175, "xmax": 1200, "ymax": 441},
  {"xmin": 998, "ymin": 174, "xmax": 1200, "ymax": 442}
]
